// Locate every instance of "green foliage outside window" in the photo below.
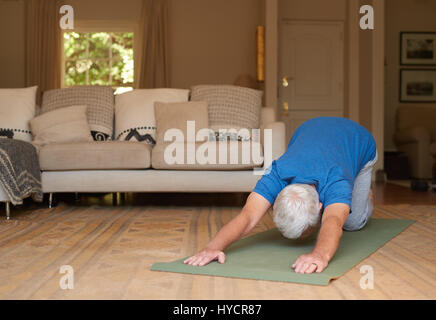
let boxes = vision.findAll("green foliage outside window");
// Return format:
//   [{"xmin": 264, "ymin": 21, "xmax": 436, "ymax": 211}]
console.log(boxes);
[{"xmin": 63, "ymin": 32, "xmax": 134, "ymax": 94}]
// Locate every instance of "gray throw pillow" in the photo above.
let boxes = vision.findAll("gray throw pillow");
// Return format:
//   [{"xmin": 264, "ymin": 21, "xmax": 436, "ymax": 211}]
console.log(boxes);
[{"xmin": 190, "ymin": 85, "xmax": 263, "ymax": 131}]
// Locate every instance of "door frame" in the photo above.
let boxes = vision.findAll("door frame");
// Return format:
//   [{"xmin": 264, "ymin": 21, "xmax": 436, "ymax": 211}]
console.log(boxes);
[
  {"xmin": 264, "ymin": 0, "xmax": 278, "ymax": 111},
  {"xmin": 348, "ymin": 0, "xmax": 360, "ymax": 123},
  {"xmin": 371, "ymin": 0, "xmax": 385, "ymax": 174}
]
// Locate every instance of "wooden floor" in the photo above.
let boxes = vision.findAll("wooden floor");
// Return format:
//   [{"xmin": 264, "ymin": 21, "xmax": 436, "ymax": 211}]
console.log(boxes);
[
  {"xmin": 0, "ymin": 182, "xmax": 435, "ymax": 300},
  {"xmin": 373, "ymin": 181, "xmax": 436, "ymax": 205}
]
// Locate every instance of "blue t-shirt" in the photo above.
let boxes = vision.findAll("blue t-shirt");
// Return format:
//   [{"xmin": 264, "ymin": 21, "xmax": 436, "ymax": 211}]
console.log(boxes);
[{"xmin": 253, "ymin": 117, "xmax": 376, "ymax": 210}]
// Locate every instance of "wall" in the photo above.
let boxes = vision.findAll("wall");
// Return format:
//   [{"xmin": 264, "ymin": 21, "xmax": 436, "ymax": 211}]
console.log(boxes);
[
  {"xmin": 170, "ymin": 0, "xmax": 262, "ymax": 88},
  {"xmin": 279, "ymin": 0, "xmax": 347, "ymax": 20},
  {"xmin": 385, "ymin": 0, "xmax": 436, "ymax": 150},
  {"xmin": 0, "ymin": 0, "xmax": 262, "ymax": 90},
  {"xmin": 358, "ymin": 0, "xmax": 373, "ymax": 131},
  {"xmin": 0, "ymin": 0, "xmax": 26, "ymax": 88},
  {"xmin": 67, "ymin": 0, "xmax": 142, "ymax": 21}
]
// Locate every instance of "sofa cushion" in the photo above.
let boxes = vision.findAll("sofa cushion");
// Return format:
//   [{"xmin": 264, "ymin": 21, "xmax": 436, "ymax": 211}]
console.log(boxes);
[
  {"xmin": 39, "ymin": 141, "xmax": 152, "ymax": 171},
  {"xmin": 151, "ymin": 141, "xmax": 263, "ymax": 170}
]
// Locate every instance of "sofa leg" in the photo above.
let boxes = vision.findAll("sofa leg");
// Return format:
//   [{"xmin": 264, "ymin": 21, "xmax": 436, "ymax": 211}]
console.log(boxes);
[
  {"xmin": 5, "ymin": 202, "xmax": 11, "ymax": 220},
  {"xmin": 112, "ymin": 193, "xmax": 118, "ymax": 206},
  {"xmin": 48, "ymin": 193, "xmax": 54, "ymax": 208},
  {"xmin": 74, "ymin": 192, "xmax": 80, "ymax": 203}
]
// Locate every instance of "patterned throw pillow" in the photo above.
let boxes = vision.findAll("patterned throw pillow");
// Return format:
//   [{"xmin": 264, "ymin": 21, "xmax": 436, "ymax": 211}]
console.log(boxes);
[
  {"xmin": 0, "ymin": 86, "xmax": 37, "ymax": 142},
  {"xmin": 0, "ymin": 129, "xmax": 15, "ymax": 139},
  {"xmin": 191, "ymin": 84, "xmax": 262, "ymax": 126},
  {"xmin": 209, "ymin": 131, "xmax": 250, "ymax": 142},
  {"xmin": 208, "ymin": 127, "xmax": 252, "ymax": 142},
  {"xmin": 41, "ymin": 86, "xmax": 115, "ymax": 141},
  {"xmin": 115, "ymin": 89, "xmax": 190, "ymax": 144}
]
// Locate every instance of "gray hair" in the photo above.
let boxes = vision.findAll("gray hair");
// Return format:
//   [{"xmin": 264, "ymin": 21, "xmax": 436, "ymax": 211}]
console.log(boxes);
[{"xmin": 273, "ymin": 184, "xmax": 321, "ymax": 239}]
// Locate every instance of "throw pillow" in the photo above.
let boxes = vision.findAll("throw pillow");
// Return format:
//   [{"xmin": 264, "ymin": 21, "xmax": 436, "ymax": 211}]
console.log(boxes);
[
  {"xmin": 154, "ymin": 101, "xmax": 209, "ymax": 143},
  {"xmin": 190, "ymin": 84, "xmax": 263, "ymax": 131},
  {"xmin": 208, "ymin": 126, "xmax": 252, "ymax": 142},
  {"xmin": 29, "ymin": 105, "xmax": 93, "ymax": 146},
  {"xmin": 0, "ymin": 86, "xmax": 38, "ymax": 142},
  {"xmin": 115, "ymin": 88, "xmax": 190, "ymax": 144},
  {"xmin": 41, "ymin": 86, "xmax": 114, "ymax": 141}
]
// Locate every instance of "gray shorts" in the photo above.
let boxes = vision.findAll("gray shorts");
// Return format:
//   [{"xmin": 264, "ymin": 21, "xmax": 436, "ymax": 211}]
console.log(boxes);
[{"xmin": 343, "ymin": 151, "xmax": 378, "ymax": 231}]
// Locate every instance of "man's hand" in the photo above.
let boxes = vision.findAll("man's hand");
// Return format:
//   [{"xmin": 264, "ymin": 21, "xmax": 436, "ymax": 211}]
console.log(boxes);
[
  {"xmin": 292, "ymin": 203, "xmax": 350, "ymax": 274},
  {"xmin": 292, "ymin": 252, "xmax": 328, "ymax": 274},
  {"xmin": 183, "ymin": 192, "xmax": 270, "ymax": 267},
  {"xmin": 183, "ymin": 248, "xmax": 226, "ymax": 266}
]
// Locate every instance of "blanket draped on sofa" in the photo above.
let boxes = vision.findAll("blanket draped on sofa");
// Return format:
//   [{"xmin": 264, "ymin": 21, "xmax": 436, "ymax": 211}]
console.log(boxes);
[{"xmin": 0, "ymin": 139, "xmax": 43, "ymax": 205}]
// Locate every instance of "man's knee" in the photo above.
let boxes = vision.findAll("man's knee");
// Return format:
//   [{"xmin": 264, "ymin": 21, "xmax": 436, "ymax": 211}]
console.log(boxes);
[
  {"xmin": 345, "ymin": 197, "xmax": 373, "ymax": 231},
  {"xmin": 343, "ymin": 207, "xmax": 372, "ymax": 231},
  {"xmin": 343, "ymin": 219, "xmax": 368, "ymax": 232}
]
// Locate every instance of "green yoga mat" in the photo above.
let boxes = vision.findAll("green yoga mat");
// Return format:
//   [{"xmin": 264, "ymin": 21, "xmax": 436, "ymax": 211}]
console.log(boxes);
[{"xmin": 151, "ymin": 219, "xmax": 414, "ymax": 286}]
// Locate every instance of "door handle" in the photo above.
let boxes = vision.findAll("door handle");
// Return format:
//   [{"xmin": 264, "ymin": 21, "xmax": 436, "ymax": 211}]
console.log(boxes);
[
  {"xmin": 282, "ymin": 101, "xmax": 289, "ymax": 117},
  {"xmin": 281, "ymin": 76, "xmax": 293, "ymax": 87}
]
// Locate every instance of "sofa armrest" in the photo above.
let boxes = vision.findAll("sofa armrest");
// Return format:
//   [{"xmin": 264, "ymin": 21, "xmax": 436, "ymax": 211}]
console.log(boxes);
[
  {"xmin": 394, "ymin": 126, "xmax": 431, "ymax": 145},
  {"xmin": 260, "ymin": 106, "xmax": 277, "ymax": 126},
  {"xmin": 261, "ymin": 121, "xmax": 286, "ymax": 161},
  {"xmin": 395, "ymin": 127, "xmax": 433, "ymax": 179}
]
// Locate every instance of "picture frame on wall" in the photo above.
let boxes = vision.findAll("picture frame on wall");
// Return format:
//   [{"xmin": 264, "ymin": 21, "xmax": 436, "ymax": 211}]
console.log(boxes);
[
  {"xmin": 400, "ymin": 32, "xmax": 436, "ymax": 66},
  {"xmin": 400, "ymin": 69, "xmax": 436, "ymax": 103}
]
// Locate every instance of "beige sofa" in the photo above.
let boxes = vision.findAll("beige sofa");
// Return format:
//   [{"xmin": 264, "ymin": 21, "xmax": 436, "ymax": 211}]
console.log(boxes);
[
  {"xmin": 1, "ymin": 106, "xmax": 285, "ymax": 218},
  {"xmin": 394, "ymin": 106, "xmax": 436, "ymax": 179}
]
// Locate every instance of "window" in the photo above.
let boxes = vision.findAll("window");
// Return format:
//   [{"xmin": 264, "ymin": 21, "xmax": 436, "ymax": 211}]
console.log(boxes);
[{"xmin": 63, "ymin": 32, "xmax": 134, "ymax": 94}]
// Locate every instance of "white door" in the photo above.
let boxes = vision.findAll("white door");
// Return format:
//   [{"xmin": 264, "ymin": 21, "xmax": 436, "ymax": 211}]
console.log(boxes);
[{"xmin": 279, "ymin": 20, "xmax": 344, "ymax": 142}]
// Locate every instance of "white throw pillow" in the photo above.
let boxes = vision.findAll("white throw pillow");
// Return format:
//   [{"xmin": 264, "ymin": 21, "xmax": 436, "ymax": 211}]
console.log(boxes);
[
  {"xmin": 29, "ymin": 105, "xmax": 93, "ymax": 146},
  {"xmin": 115, "ymin": 88, "xmax": 189, "ymax": 144},
  {"xmin": 0, "ymin": 86, "xmax": 38, "ymax": 142}
]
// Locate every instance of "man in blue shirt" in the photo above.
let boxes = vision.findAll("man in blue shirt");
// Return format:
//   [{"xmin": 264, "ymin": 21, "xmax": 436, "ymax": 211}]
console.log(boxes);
[{"xmin": 184, "ymin": 117, "xmax": 377, "ymax": 274}]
